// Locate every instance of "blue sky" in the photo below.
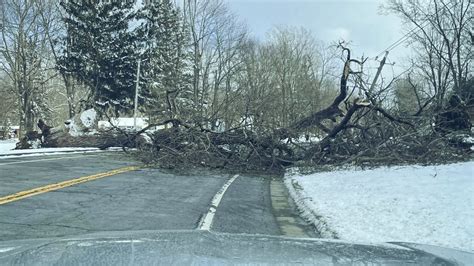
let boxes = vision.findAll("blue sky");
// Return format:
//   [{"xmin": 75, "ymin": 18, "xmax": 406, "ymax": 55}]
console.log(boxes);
[{"xmin": 225, "ymin": 0, "xmax": 410, "ymax": 71}]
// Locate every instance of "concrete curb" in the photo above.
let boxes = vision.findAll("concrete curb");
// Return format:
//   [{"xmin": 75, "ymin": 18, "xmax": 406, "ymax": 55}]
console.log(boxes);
[{"xmin": 270, "ymin": 179, "xmax": 310, "ymax": 238}]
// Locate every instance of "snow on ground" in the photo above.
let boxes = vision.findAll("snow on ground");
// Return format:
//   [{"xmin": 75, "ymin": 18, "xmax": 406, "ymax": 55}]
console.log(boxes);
[
  {"xmin": 285, "ymin": 162, "xmax": 474, "ymax": 252},
  {"xmin": 0, "ymin": 147, "xmax": 125, "ymax": 159},
  {"xmin": 0, "ymin": 139, "xmax": 124, "ymax": 158},
  {"xmin": 0, "ymin": 147, "xmax": 100, "ymax": 156},
  {"xmin": 0, "ymin": 139, "xmax": 18, "ymax": 154}
]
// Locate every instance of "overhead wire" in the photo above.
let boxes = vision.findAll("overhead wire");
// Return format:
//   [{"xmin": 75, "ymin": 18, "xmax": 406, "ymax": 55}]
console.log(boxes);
[{"xmin": 374, "ymin": 0, "xmax": 457, "ymax": 59}]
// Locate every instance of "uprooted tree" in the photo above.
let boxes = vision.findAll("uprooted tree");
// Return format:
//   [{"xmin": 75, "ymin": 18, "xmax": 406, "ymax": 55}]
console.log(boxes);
[{"xmin": 26, "ymin": 45, "xmax": 472, "ymax": 172}]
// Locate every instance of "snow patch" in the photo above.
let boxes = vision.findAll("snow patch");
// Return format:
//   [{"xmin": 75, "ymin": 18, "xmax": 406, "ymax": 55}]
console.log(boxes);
[
  {"xmin": 28, "ymin": 139, "xmax": 41, "ymax": 149},
  {"xmin": 139, "ymin": 133, "xmax": 152, "ymax": 144},
  {"xmin": 0, "ymin": 247, "xmax": 17, "ymax": 253},
  {"xmin": 66, "ymin": 109, "xmax": 98, "ymax": 137},
  {"xmin": 282, "ymin": 133, "xmax": 321, "ymax": 145},
  {"xmin": 0, "ymin": 147, "xmax": 101, "ymax": 158},
  {"xmin": 463, "ymin": 136, "xmax": 474, "ymax": 144},
  {"xmin": 462, "ymin": 136, "xmax": 474, "ymax": 151},
  {"xmin": 285, "ymin": 162, "xmax": 474, "ymax": 252},
  {"xmin": 0, "ymin": 139, "xmax": 18, "ymax": 154},
  {"xmin": 80, "ymin": 109, "xmax": 97, "ymax": 128},
  {"xmin": 66, "ymin": 120, "xmax": 81, "ymax": 137}
]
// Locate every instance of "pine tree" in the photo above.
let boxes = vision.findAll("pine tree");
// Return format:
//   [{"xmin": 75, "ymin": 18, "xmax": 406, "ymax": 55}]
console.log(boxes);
[
  {"xmin": 58, "ymin": 0, "xmax": 139, "ymax": 114},
  {"xmin": 137, "ymin": 0, "xmax": 191, "ymax": 121}
]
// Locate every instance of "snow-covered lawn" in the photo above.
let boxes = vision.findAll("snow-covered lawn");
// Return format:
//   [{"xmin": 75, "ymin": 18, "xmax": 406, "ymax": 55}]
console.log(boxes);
[
  {"xmin": 285, "ymin": 162, "xmax": 474, "ymax": 252},
  {"xmin": 0, "ymin": 139, "xmax": 18, "ymax": 154}
]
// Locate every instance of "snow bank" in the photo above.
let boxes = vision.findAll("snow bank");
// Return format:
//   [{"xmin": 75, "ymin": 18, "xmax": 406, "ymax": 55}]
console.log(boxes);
[
  {"xmin": 0, "ymin": 147, "xmax": 100, "ymax": 157},
  {"xmin": 0, "ymin": 147, "xmax": 125, "ymax": 158},
  {"xmin": 285, "ymin": 162, "xmax": 474, "ymax": 252}
]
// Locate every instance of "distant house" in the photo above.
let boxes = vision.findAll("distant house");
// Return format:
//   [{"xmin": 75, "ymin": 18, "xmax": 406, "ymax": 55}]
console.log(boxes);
[
  {"xmin": 98, "ymin": 118, "xmax": 169, "ymax": 131},
  {"xmin": 98, "ymin": 117, "xmax": 147, "ymax": 130}
]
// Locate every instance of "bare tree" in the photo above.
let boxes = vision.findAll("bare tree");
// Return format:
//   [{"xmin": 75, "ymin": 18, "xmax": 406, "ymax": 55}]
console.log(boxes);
[
  {"xmin": 183, "ymin": 0, "xmax": 247, "ymax": 128},
  {"xmin": 35, "ymin": 0, "xmax": 79, "ymax": 119},
  {"xmin": 0, "ymin": 0, "xmax": 53, "ymax": 137},
  {"xmin": 385, "ymin": 0, "xmax": 472, "ymax": 110},
  {"xmin": 0, "ymin": 73, "xmax": 18, "ymax": 137},
  {"xmin": 235, "ymin": 27, "xmax": 339, "ymax": 133}
]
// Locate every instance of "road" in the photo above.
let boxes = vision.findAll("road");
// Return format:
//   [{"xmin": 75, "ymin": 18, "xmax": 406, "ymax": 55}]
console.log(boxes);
[
  {"xmin": 0, "ymin": 152, "xmax": 314, "ymax": 241},
  {"xmin": 1, "ymin": 152, "xmax": 469, "ymax": 265}
]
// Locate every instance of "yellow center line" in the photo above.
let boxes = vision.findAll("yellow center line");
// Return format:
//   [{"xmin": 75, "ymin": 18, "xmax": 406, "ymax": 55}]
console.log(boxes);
[{"xmin": 0, "ymin": 166, "xmax": 141, "ymax": 205}]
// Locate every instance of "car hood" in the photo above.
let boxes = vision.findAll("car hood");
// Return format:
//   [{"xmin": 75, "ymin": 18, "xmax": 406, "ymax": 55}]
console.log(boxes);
[{"xmin": 0, "ymin": 230, "xmax": 472, "ymax": 265}]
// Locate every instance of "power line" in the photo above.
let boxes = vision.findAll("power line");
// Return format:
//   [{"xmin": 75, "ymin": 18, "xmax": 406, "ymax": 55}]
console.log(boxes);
[{"xmin": 375, "ymin": 1, "xmax": 456, "ymax": 59}]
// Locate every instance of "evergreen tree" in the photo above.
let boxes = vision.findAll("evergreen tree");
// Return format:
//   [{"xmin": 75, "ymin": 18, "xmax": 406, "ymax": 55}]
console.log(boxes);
[
  {"xmin": 58, "ymin": 0, "xmax": 139, "ymax": 114},
  {"xmin": 138, "ymin": 0, "xmax": 191, "ymax": 120}
]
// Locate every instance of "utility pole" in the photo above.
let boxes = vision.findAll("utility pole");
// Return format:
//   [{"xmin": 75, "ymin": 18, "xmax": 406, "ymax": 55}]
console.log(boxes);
[{"xmin": 134, "ymin": 59, "xmax": 141, "ymax": 130}]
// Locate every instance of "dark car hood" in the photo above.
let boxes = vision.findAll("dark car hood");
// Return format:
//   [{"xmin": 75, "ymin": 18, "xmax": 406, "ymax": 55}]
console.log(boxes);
[{"xmin": 0, "ymin": 230, "xmax": 472, "ymax": 265}]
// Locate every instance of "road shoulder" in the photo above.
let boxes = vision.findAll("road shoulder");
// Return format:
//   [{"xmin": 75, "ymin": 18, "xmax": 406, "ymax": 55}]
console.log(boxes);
[{"xmin": 270, "ymin": 178, "xmax": 318, "ymax": 238}]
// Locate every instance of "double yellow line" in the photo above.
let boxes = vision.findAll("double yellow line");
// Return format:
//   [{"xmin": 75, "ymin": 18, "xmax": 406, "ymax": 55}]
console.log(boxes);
[{"xmin": 0, "ymin": 166, "xmax": 140, "ymax": 205}]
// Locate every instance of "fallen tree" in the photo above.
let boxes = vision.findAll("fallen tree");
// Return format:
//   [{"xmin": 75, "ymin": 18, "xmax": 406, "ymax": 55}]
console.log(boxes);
[
  {"xmin": 20, "ymin": 45, "xmax": 472, "ymax": 172},
  {"xmin": 125, "ymin": 46, "xmax": 470, "ymax": 170},
  {"xmin": 17, "ymin": 109, "xmax": 142, "ymax": 150}
]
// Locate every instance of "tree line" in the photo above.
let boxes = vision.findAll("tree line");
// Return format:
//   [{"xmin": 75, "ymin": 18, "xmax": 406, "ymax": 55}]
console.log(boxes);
[
  {"xmin": 1, "ymin": 0, "xmax": 472, "ymax": 169},
  {"xmin": 0, "ymin": 0, "xmax": 341, "ymax": 137}
]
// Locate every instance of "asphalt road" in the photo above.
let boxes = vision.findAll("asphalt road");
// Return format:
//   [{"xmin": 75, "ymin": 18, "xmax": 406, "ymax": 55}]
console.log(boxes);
[
  {"xmin": 1, "ymin": 153, "xmax": 470, "ymax": 265},
  {"xmin": 0, "ymin": 152, "xmax": 312, "ymax": 241}
]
